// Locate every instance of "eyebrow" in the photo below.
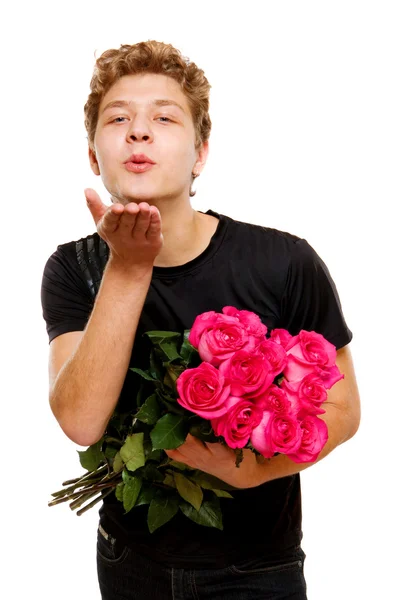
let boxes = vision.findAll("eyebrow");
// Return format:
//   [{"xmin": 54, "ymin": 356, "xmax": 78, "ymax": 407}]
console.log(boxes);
[{"xmin": 101, "ymin": 98, "xmax": 186, "ymax": 115}]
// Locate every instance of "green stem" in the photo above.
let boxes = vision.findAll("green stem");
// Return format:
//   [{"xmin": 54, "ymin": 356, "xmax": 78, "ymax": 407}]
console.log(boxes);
[
  {"xmin": 61, "ymin": 464, "xmax": 108, "ymax": 486},
  {"xmin": 104, "ymin": 437, "xmax": 123, "ymax": 445},
  {"xmin": 76, "ymin": 488, "xmax": 114, "ymax": 516},
  {"xmin": 52, "ymin": 465, "xmax": 120, "ymax": 498},
  {"xmin": 51, "ymin": 472, "xmax": 107, "ymax": 498},
  {"xmin": 49, "ymin": 479, "xmax": 120, "ymax": 507},
  {"xmin": 69, "ymin": 490, "xmax": 102, "ymax": 510},
  {"xmin": 50, "ymin": 471, "xmax": 121, "ymax": 503},
  {"xmin": 48, "ymin": 495, "xmax": 74, "ymax": 507}
]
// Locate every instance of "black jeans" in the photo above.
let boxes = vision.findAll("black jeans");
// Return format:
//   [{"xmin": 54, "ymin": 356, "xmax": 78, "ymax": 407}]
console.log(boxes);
[{"xmin": 96, "ymin": 523, "xmax": 307, "ymax": 599}]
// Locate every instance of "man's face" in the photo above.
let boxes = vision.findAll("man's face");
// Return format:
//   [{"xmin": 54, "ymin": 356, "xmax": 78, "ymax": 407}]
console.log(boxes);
[{"xmin": 89, "ymin": 73, "xmax": 207, "ymax": 204}]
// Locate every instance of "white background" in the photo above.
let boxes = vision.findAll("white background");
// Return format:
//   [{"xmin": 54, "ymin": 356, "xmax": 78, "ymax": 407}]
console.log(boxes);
[{"xmin": 2, "ymin": 1, "xmax": 399, "ymax": 598}]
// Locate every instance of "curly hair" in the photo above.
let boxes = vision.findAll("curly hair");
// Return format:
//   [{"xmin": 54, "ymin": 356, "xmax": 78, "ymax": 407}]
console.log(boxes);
[{"xmin": 84, "ymin": 40, "xmax": 212, "ymax": 196}]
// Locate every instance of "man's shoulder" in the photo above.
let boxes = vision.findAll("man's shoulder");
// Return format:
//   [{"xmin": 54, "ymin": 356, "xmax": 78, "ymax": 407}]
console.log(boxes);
[
  {"xmin": 46, "ymin": 232, "xmax": 108, "ymax": 298},
  {"xmin": 55, "ymin": 231, "xmax": 105, "ymax": 256},
  {"xmin": 49, "ymin": 232, "xmax": 109, "ymax": 270},
  {"xmin": 222, "ymin": 211, "xmax": 304, "ymax": 248}
]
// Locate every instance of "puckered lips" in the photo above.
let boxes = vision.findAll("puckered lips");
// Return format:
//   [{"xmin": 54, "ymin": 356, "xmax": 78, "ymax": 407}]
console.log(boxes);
[{"xmin": 124, "ymin": 153, "xmax": 156, "ymax": 173}]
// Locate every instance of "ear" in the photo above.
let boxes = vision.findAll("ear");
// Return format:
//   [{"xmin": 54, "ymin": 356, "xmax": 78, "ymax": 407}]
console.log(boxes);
[
  {"xmin": 88, "ymin": 144, "xmax": 100, "ymax": 176},
  {"xmin": 193, "ymin": 141, "xmax": 209, "ymax": 176}
]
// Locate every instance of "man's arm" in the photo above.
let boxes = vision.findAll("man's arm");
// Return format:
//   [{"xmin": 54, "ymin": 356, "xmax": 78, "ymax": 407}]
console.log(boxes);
[
  {"xmin": 166, "ymin": 345, "xmax": 360, "ymax": 488},
  {"xmin": 251, "ymin": 344, "xmax": 360, "ymax": 485},
  {"xmin": 49, "ymin": 260, "xmax": 153, "ymax": 447},
  {"xmin": 48, "ymin": 193, "xmax": 163, "ymax": 447}
]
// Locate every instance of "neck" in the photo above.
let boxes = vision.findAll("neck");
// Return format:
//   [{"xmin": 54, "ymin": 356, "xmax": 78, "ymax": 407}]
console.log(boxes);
[
  {"xmin": 152, "ymin": 198, "xmax": 204, "ymax": 267},
  {"xmin": 110, "ymin": 191, "xmax": 215, "ymax": 268}
]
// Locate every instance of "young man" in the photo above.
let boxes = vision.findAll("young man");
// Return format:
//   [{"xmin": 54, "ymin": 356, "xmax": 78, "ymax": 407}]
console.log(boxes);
[{"xmin": 41, "ymin": 40, "xmax": 360, "ymax": 599}]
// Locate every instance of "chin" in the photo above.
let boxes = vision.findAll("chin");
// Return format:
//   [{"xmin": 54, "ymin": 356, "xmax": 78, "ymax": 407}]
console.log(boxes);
[
  {"xmin": 108, "ymin": 185, "xmax": 155, "ymax": 205},
  {"xmin": 120, "ymin": 185, "xmax": 179, "ymax": 204}
]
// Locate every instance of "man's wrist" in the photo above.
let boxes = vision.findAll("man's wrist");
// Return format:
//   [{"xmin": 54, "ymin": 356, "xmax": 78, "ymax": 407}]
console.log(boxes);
[{"xmin": 106, "ymin": 256, "xmax": 153, "ymax": 279}]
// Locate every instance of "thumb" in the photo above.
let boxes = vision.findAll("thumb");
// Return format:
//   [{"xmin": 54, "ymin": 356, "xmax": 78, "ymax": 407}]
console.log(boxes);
[{"xmin": 84, "ymin": 188, "xmax": 108, "ymax": 225}]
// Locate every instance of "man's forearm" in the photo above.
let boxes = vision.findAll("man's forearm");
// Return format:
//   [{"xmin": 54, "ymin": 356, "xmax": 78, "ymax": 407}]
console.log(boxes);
[
  {"xmin": 250, "ymin": 402, "xmax": 356, "ymax": 487},
  {"xmin": 50, "ymin": 259, "xmax": 153, "ymax": 447}
]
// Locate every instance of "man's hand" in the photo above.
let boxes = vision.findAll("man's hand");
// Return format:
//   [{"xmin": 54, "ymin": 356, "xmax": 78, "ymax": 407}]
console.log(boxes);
[
  {"xmin": 165, "ymin": 434, "xmax": 262, "ymax": 489},
  {"xmin": 84, "ymin": 188, "xmax": 163, "ymax": 269}
]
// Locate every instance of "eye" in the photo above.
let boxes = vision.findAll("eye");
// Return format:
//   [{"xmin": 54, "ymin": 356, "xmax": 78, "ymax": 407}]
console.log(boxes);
[
  {"xmin": 111, "ymin": 117, "xmax": 128, "ymax": 123},
  {"xmin": 157, "ymin": 116, "xmax": 173, "ymax": 123}
]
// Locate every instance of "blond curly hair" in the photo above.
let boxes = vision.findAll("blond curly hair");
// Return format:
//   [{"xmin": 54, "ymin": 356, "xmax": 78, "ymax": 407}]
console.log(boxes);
[{"xmin": 84, "ymin": 40, "xmax": 212, "ymax": 197}]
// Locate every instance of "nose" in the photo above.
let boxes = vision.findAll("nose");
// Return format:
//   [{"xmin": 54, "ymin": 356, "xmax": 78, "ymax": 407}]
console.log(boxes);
[{"xmin": 126, "ymin": 115, "xmax": 154, "ymax": 143}]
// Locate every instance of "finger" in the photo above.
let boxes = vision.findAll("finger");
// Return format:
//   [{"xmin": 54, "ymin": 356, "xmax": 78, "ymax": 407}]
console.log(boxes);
[
  {"xmin": 118, "ymin": 202, "xmax": 140, "ymax": 230},
  {"xmin": 133, "ymin": 202, "xmax": 152, "ymax": 234},
  {"xmin": 146, "ymin": 207, "xmax": 162, "ymax": 239},
  {"xmin": 100, "ymin": 204, "xmax": 124, "ymax": 233},
  {"xmin": 84, "ymin": 188, "xmax": 109, "ymax": 225},
  {"xmin": 165, "ymin": 449, "xmax": 184, "ymax": 461},
  {"xmin": 186, "ymin": 434, "xmax": 207, "ymax": 448}
]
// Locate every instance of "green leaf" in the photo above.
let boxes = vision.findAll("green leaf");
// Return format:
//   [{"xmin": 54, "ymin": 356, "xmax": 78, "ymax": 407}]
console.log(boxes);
[
  {"xmin": 211, "ymin": 489, "xmax": 234, "ymax": 499},
  {"xmin": 174, "ymin": 472, "xmax": 203, "ymax": 511},
  {"xmin": 115, "ymin": 482, "xmax": 124, "ymax": 502},
  {"xmin": 180, "ymin": 333, "xmax": 199, "ymax": 364},
  {"xmin": 143, "ymin": 437, "xmax": 153, "ymax": 460},
  {"xmin": 180, "ymin": 496, "xmax": 223, "ymax": 530},
  {"xmin": 122, "ymin": 468, "xmax": 131, "ymax": 484},
  {"xmin": 169, "ymin": 460, "xmax": 188, "ymax": 471},
  {"xmin": 145, "ymin": 331, "xmax": 181, "ymax": 343},
  {"xmin": 142, "ymin": 463, "xmax": 164, "ymax": 483},
  {"xmin": 122, "ymin": 476, "xmax": 142, "ymax": 514},
  {"xmin": 113, "ymin": 451, "xmax": 124, "ymax": 473},
  {"xmin": 156, "ymin": 394, "xmax": 186, "ymax": 416},
  {"xmin": 150, "ymin": 414, "xmax": 188, "ymax": 450},
  {"xmin": 149, "ymin": 349, "xmax": 165, "ymax": 380},
  {"xmin": 160, "ymin": 341, "xmax": 181, "ymax": 362},
  {"xmin": 107, "ymin": 411, "xmax": 130, "ymax": 436},
  {"xmin": 163, "ymin": 364, "xmax": 185, "ymax": 392},
  {"xmin": 163, "ymin": 472, "xmax": 176, "ymax": 488},
  {"xmin": 77, "ymin": 439, "xmax": 104, "ymax": 471},
  {"xmin": 189, "ymin": 418, "xmax": 220, "ymax": 442},
  {"xmin": 135, "ymin": 394, "xmax": 161, "ymax": 425},
  {"xmin": 144, "ymin": 331, "xmax": 182, "ymax": 362},
  {"xmin": 189, "ymin": 470, "xmax": 237, "ymax": 492},
  {"xmin": 136, "ymin": 380, "xmax": 152, "ymax": 408},
  {"xmin": 103, "ymin": 445, "xmax": 118, "ymax": 462},
  {"xmin": 129, "ymin": 368, "xmax": 156, "ymax": 381},
  {"xmin": 148, "ymin": 448, "xmax": 163, "ymax": 462},
  {"xmin": 120, "ymin": 433, "xmax": 145, "ymax": 472},
  {"xmin": 147, "ymin": 494, "xmax": 179, "ymax": 533},
  {"xmin": 136, "ymin": 485, "xmax": 157, "ymax": 507}
]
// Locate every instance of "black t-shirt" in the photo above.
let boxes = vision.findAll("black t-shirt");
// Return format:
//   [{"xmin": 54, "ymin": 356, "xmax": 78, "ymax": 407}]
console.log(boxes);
[{"xmin": 41, "ymin": 208, "xmax": 352, "ymax": 568}]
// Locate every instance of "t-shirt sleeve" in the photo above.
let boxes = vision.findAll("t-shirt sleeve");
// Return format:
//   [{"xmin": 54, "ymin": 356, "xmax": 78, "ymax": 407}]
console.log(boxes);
[
  {"xmin": 41, "ymin": 245, "xmax": 94, "ymax": 344},
  {"xmin": 280, "ymin": 238, "xmax": 353, "ymax": 350}
]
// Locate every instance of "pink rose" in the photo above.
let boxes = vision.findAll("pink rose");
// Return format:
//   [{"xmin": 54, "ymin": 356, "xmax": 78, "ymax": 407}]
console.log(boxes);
[
  {"xmin": 195, "ymin": 315, "xmax": 257, "ymax": 367},
  {"xmin": 269, "ymin": 328, "xmax": 293, "ymax": 349},
  {"xmin": 286, "ymin": 415, "xmax": 328, "ymax": 463},
  {"xmin": 222, "ymin": 306, "xmax": 268, "ymax": 339},
  {"xmin": 257, "ymin": 384, "xmax": 291, "ymax": 414},
  {"xmin": 176, "ymin": 362, "xmax": 231, "ymax": 419},
  {"xmin": 211, "ymin": 396, "xmax": 263, "ymax": 449},
  {"xmin": 315, "ymin": 365, "xmax": 344, "ymax": 389},
  {"xmin": 219, "ymin": 350, "xmax": 275, "ymax": 398},
  {"xmin": 281, "ymin": 376, "xmax": 327, "ymax": 419},
  {"xmin": 283, "ymin": 330, "xmax": 337, "ymax": 382},
  {"xmin": 250, "ymin": 410, "xmax": 302, "ymax": 458},
  {"xmin": 257, "ymin": 339, "xmax": 288, "ymax": 376},
  {"xmin": 188, "ymin": 311, "xmax": 219, "ymax": 348}
]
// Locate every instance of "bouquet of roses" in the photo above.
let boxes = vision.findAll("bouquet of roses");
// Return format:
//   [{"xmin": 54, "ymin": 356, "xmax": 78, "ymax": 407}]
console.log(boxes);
[{"xmin": 49, "ymin": 306, "xmax": 344, "ymax": 533}]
